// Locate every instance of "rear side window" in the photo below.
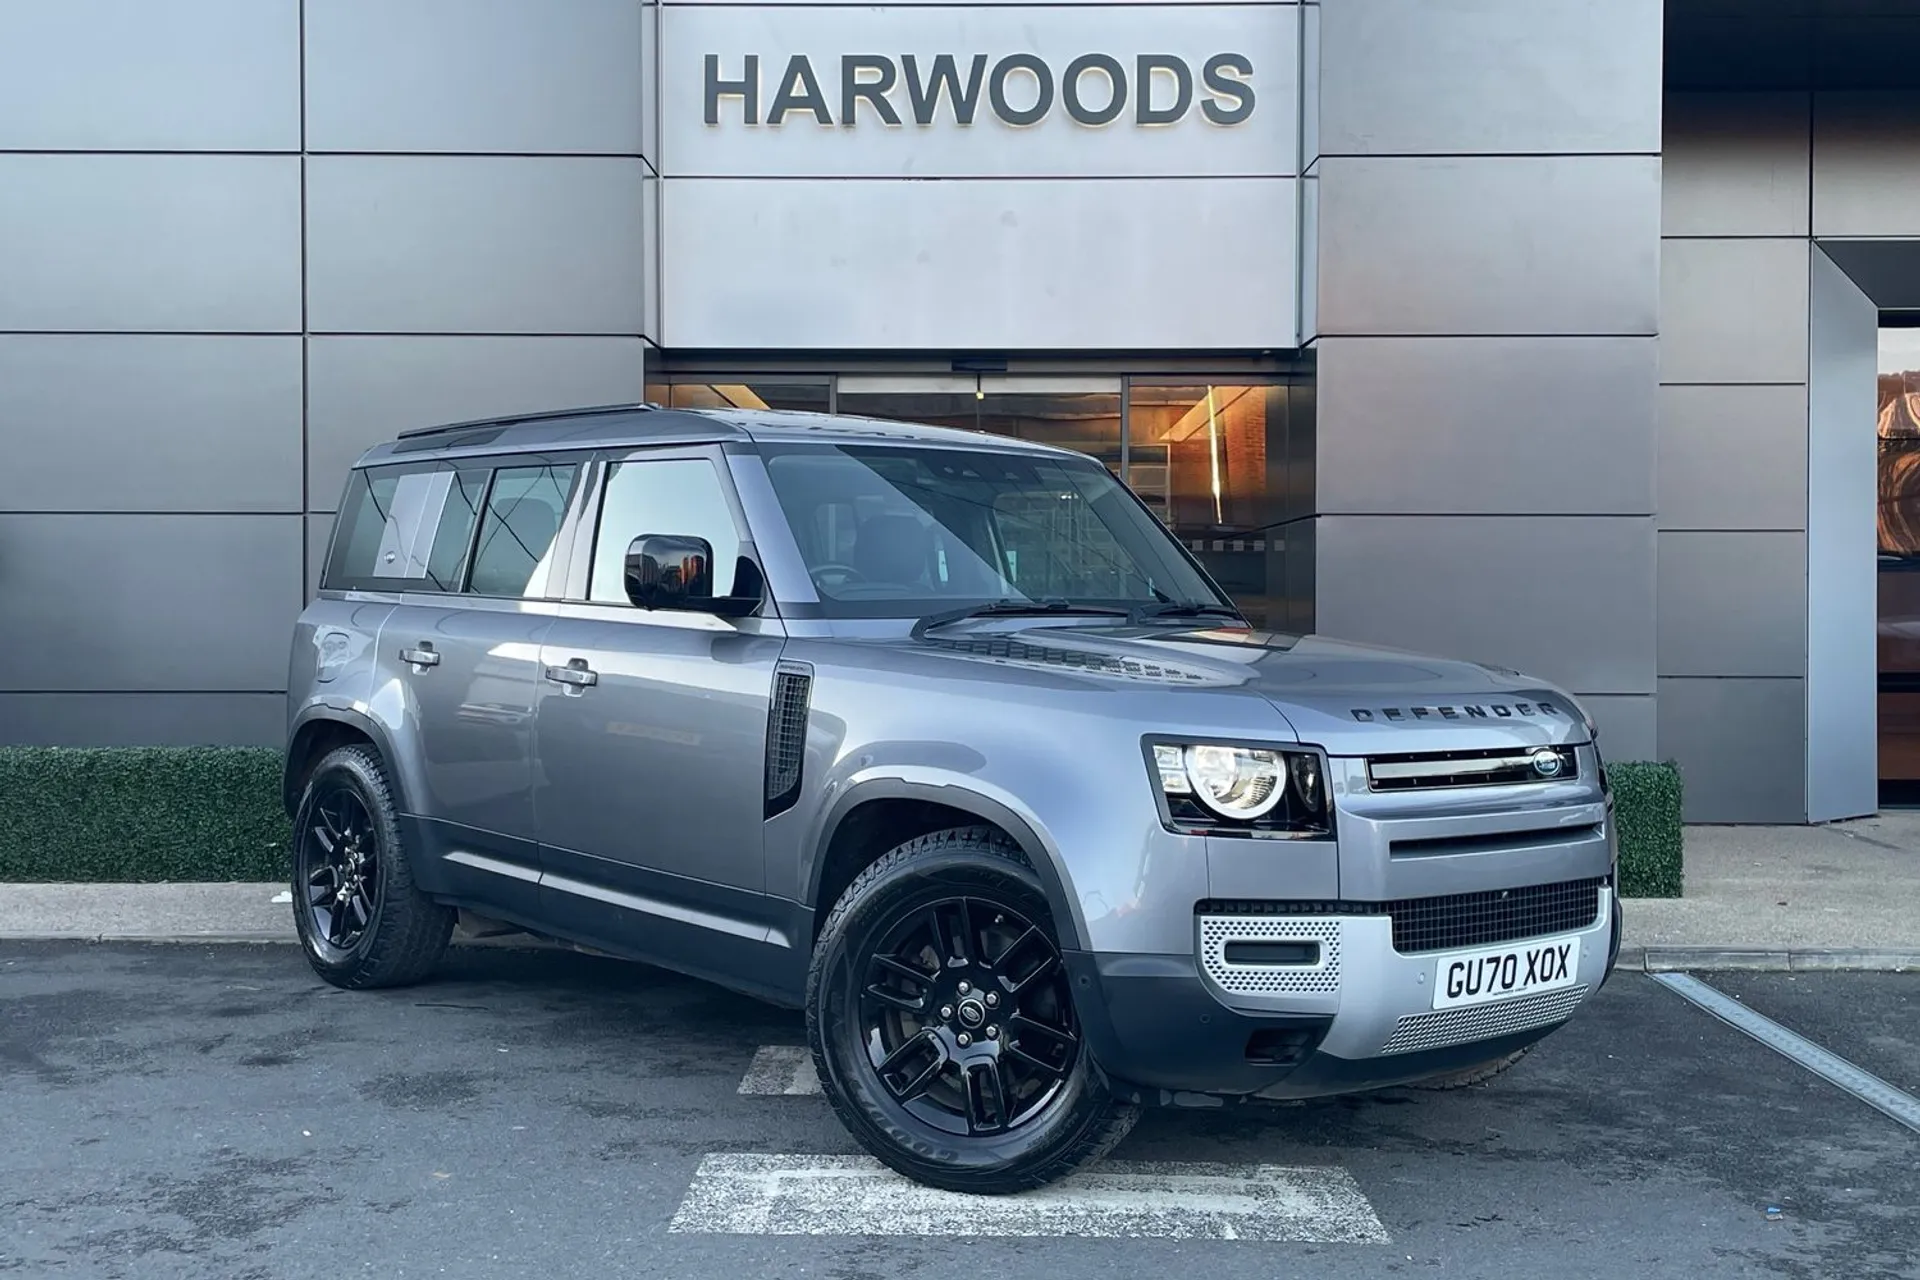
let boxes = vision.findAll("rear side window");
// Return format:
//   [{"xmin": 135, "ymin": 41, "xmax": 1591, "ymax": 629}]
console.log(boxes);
[
  {"xmin": 322, "ymin": 458, "xmax": 576, "ymax": 595},
  {"xmin": 468, "ymin": 462, "xmax": 580, "ymax": 598}
]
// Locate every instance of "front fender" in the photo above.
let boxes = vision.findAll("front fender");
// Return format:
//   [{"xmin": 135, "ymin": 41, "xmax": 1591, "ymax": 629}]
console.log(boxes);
[{"xmin": 806, "ymin": 769, "xmax": 1090, "ymax": 951}]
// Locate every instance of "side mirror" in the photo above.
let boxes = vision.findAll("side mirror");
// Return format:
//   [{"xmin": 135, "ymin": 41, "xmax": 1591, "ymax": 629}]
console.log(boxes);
[{"xmin": 623, "ymin": 535, "xmax": 762, "ymax": 617}]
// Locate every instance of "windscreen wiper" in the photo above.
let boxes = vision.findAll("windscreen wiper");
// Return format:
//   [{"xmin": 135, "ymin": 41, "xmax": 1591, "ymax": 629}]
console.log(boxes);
[
  {"xmin": 1130, "ymin": 601, "xmax": 1248, "ymax": 625},
  {"xmin": 911, "ymin": 598, "xmax": 1132, "ymax": 640}
]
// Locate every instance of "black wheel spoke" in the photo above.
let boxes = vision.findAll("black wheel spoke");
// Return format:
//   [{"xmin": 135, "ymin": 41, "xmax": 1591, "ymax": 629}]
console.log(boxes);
[
  {"xmin": 864, "ymin": 982, "xmax": 927, "ymax": 1014},
  {"xmin": 871, "ymin": 954, "xmax": 935, "ymax": 991},
  {"xmin": 928, "ymin": 900, "xmax": 973, "ymax": 967},
  {"xmin": 994, "ymin": 925, "xmax": 1041, "ymax": 970},
  {"xmin": 1008, "ymin": 1013, "xmax": 1078, "ymax": 1059},
  {"xmin": 965, "ymin": 1062, "xmax": 1008, "ymax": 1134},
  {"xmin": 1008, "ymin": 952, "xmax": 1061, "ymax": 996},
  {"xmin": 299, "ymin": 783, "xmax": 378, "ymax": 953},
  {"xmin": 878, "ymin": 1028, "xmax": 937, "ymax": 1077}
]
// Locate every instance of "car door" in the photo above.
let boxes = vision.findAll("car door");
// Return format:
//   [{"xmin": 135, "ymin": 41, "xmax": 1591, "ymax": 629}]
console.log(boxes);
[
  {"xmin": 532, "ymin": 445, "xmax": 790, "ymax": 991},
  {"xmin": 371, "ymin": 454, "xmax": 584, "ymax": 918}
]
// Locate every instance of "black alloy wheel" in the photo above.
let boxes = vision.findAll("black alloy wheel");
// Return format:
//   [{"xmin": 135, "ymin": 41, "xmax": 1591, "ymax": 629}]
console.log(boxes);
[
  {"xmin": 290, "ymin": 744, "xmax": 454, "ymax": 990},
  {"xmin": 859, "ymin": 893, "xmax": 1078, "ymax": 1138},
  {"xmin": 807, "ymin": 826, "xmax": 1138, "ymax": 1194},
  {"xmin": 302, "ymin": 785, "xmax": 379, "ymax": 952}
]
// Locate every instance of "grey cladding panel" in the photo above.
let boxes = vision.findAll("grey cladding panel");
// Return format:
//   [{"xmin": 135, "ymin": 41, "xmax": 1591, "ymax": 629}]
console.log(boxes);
[
  {"xmin": 1657, "ymin": 384, "xmax": 1808, "ymax": 531},
  {"xmin": 1318, "ymin": 0, "xmax": 1661, "ymax": 156},
  {"xmin": 1813, "ymin": 91, "xmax": 1920, "ymax": 239},
  {"xmin": 1658, "ymin": 677, "xmax": 1807, "ymax": 824},
  {"xmin": 0, "ymin": 693, "xmax": 285, "ymax": 748},
  {"xmin": 1315, "ymin": 156, "xmax": 1660, "ymax": 337},
  {"xmin": 0, "ymin": 337, "xmax": 302, "ymax": 514},
  {"xmin": 0, "ymin": 156, "xmax": 303, "ymax": 333},
  {"xmin": 1662, "ymin": 92, "xmax": 1810, "ymax": 239},
  {"xmin": 1314, "ymin": 337, "xmax": 1656, "ymax": 516},
  {"xmin": 1659, "ymin": 238, "xmax": 1810, "ymax": 385},
  {"xmin": 0, "ymin": 0, "xmax": 299, "ymax": 150},
  {"xmin": 1314, "ymin": 515, "xmax": 1656, "ymax": 696},
  {"xmin": 305, "ymin": 336, "xmax": 648, "ymax": 508},
  {"xmin": 0, "ymin": 516, "xmax": 303, "ymax": 693},
  {"xmin": 1576, "ymin": 694, "xmax": 1656, "ymax": 764},
  {"xmin": 1657, "ymin": 531, "xmax": 1807, "ymax": 679},
  {"xmin": 305, "ymin": 158, "xmax": 648, "ymax": 335},
  {"xmin": 305, "ymin": 0, "xmax": 645, "ymax": 154}
]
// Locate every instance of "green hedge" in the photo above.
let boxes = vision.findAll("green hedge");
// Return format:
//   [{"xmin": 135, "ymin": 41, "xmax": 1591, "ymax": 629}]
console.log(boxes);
[
  {"xmin": 1609, "ymin": 759, "xmax": 1685, "ymax": 899},
  {"xmin": 0, "ymin": 746, "xmax": 1687, "ymax": 895},
  {"xmin": 0, "ymin": 747, "xmax": 292, "ymax": 883}
]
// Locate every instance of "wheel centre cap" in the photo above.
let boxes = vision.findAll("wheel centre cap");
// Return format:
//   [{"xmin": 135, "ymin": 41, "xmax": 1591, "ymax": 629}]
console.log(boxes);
[{"xmin": 956, "ymin": 998, "xmax": 987, "ymax": 1029}]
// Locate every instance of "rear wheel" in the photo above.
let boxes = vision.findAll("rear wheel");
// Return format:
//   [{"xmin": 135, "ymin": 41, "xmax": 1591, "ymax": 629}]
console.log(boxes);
[
  {"xmin": 806, "ymin": 827, "xmax": 1138, "ymax": 1194},
  {"xmin": 290, "ymin": 744, "xmax": 453, "ymax": 990},
  {"xmin": 1410, "ymin": 1044, "xmax": 1534, "ymax": 1091}
]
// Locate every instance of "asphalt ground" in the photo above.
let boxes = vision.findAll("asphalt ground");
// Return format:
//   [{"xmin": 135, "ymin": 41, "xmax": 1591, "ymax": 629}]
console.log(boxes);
[{"xmin": 2, "ymin": 942, "xmax": 1916, "ymax": 1280}]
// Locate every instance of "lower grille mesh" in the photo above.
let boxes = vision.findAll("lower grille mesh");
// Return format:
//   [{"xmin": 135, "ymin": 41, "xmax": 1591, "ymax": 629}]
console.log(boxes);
[
  {"xmin": 1197, "ymin": 876, "xmax": 1606, "ymax": 956},
  {"xmin": 1380, "ymin": 984, "xmax": 1590, "ymax": 1055}
]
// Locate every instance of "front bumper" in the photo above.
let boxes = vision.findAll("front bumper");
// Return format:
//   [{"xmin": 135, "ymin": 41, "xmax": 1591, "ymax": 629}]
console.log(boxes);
[{"xmin": 1068, "ymin": 888, "xmax": 1621, "ymax": 1105}]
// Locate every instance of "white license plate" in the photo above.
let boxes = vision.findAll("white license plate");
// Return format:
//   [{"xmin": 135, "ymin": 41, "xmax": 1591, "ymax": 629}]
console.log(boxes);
[{"xmin": 1431, "ymin": 935, "xmax": 1581, "ymax": 1011}]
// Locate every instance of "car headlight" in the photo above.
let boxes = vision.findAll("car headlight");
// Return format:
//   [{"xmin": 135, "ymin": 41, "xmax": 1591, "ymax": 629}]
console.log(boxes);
[{"xmin": 1150, "ymin": 742, "xmax": 1329, "ymax": 835}]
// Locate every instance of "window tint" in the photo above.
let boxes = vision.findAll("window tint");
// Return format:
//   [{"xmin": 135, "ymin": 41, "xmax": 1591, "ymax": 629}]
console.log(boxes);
[
  {"xmin": 588, "ymin": 458, "xmax": 743, "ymax": 604},
  {"xmin": 324, "ymin": 464, "xmax": 473, "ymax": 591},
  {"xmin": 424, "ymin": 468, "xmax": 487, "ymax": 590},
  {"xmin": 468, "ymin": 463, "xmax": 579, "ymax": 598}
]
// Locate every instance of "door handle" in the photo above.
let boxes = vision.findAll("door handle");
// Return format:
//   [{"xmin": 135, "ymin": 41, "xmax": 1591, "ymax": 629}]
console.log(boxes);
[
  {"xmin": 400, "ymin": 645, "xmax": 440, "ymax": 669},
  {"xmin": 543, "ymin": 660, "xmax": 598, "ymax": 690}
]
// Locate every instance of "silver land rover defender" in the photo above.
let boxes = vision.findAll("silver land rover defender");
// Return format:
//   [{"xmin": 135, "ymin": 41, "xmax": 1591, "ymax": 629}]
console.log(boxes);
[{"xmin": 285, "ymin": 403, "xmax": 1621, "ymax": 1194}]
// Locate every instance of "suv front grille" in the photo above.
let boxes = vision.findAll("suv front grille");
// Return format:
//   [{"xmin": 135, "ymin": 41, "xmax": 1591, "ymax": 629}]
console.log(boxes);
[
  {"xmin": 1366, "ymin": 745, "xmax": 1578, "ymax": 791},
  {"xmin": 1197, "ymin": 876, "xmax": 1607, "ymax": 955}
]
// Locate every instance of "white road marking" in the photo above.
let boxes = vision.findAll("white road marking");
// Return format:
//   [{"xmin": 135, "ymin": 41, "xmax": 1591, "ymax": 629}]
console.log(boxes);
[
  {"xmin": 1652, "ymin": 972, "xmax": 1920, "ymax": 1135},
  {"xmin": 668, "ymin": 1153, "xmax": 1391, "ymax": 1242},
  {"xmin": 737, "ymin": 1046, "xmax": 822, "ymax": 1095}
]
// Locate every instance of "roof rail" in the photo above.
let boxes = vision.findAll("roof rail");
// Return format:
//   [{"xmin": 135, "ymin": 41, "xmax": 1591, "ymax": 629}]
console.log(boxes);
[{"xmin": 393, "ymin": 401, "xmax": 660, "ymax": 441}]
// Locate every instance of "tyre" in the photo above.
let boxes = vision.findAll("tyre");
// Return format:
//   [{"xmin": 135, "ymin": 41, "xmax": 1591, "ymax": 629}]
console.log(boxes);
[
  {"xmin": 806, "ymin": 826, "xmax": 1139, "ymax": 1194},
  {"xmin": 290, "ymin": 744, "xmax": 454, "ymax": 990},
  {"xmin": 1410, "ymin": 1044, "xmax": 1534, "ymax": 1091}
]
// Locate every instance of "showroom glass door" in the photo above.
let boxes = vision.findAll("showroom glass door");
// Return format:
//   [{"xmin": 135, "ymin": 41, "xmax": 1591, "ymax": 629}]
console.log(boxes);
[{"xmin": 834, "ymin": 376, "xmax": 1124, "ymax": 475}]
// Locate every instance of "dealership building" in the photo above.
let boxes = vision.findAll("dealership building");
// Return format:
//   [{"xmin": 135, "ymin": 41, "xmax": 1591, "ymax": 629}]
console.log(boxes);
[{"xmin": 6, "ymin": 0, "xmax": 1920, "ymax": 825}]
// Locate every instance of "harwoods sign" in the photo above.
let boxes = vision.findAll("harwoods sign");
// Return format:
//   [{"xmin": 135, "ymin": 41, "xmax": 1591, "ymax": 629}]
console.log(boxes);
[{"xmin": 702, "ymin": 52, "xmax": 1256, "ymax": 128}]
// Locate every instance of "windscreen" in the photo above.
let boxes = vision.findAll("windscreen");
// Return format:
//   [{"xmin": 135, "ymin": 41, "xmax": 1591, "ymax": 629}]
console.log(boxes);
[{"xmin": 759, "ymin": 442, "xmax": 1228, "ymax": 618}]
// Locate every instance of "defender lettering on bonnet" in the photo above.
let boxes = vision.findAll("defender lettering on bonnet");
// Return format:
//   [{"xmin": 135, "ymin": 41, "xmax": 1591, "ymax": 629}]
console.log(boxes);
[{"xmin": 1349, "ymin": 701, "xmax": 1565, "ymax": 722}]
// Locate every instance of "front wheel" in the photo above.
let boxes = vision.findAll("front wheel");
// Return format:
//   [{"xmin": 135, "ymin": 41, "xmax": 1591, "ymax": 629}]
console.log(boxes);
[{"xmin": 806, "ymin": 827, "xmax": 1138, "ymax": 1194}]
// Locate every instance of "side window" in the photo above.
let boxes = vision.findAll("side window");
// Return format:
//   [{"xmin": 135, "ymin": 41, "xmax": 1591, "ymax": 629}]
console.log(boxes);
[
  {"xmin": 323, "ymin": 463, "xmax": 489, "ymax": 593},
  {"xmin": 587, "ymin": 458, "xmax": 743, "ymax": 604},
  {"xmin": 467, "ymin": 462, "xmax": 579, "ymax": 598}
]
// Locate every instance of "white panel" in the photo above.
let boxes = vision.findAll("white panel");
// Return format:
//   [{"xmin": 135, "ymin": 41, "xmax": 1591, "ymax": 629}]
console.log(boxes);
[
  {"xmin": 1805, "ymin": 247, "xmax": 1878, "ymax": 821},
  {"xmin": 660, "ymin": 5, "xmax": 1294, "ymax": 176},
  {"xmin": 662, "ymin": 177, "xmax": 1297, "ymax": 349}
]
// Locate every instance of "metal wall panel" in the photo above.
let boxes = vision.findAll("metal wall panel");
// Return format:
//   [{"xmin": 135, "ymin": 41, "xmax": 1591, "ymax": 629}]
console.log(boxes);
[
  {"xmin": 659, "ymin": 4, "xmax": 1296, "ymax": 177},
  {"xmin": 1805, "ymin": 246, "xmax": 1879, "ymax": 822},
  {"xmin": 306, "ymin": 514, "xmax": 333, "ymax": 601},
  {"xmin": 1317, "ymin": 0, "xmax": 1661, "ymax": 156},
  {"xmin": 1314, "ymin": 515, "xmax": 1657, "ymax": 696},
  {"xmin": 1657, "ymin": 384, "xmax": 1809, "ymax": 531},
  {"xmin": 1657, "ymin": 531, "xmax": 1808, "ymax": 679},
  {"xmin": 1314, "ymin": 336, "xmax": 1656, "ymax": 515},
  {"xmin": 1658, "ymin": 677, "xmax": 1808, "ymax": 823},
  {"xmin": 0, "ymin": 516, "xmax": 303, "ymax": 693},
  {"xmin": 0, "ymin": 336, "xmax": 302, "ymax": 513},
  {"xmin": 305, "ymin": 0, "xmax": 646, "ymax": 155},
  {"xmin": 305, "ymin": 157, "xmax": 648, "ymax": 335},
  {"xmin": 1659, "ymin": 237, "xmax": 1811, "ymax": 385},
  {"xmin": 305, "ymin": 336, "xmax": 648, "ymax": 509},
  {"xmin": 0, "ymin": 156, "xmax": 302, "ymax": 333},
  {"xmin": 1314, "ymin": 155, "xmax": 1661, "ymax": 337},
  {"xmin": 0, "ymin": 0, "xmax": 299, "ymax": 151},
  {"xmin": 1579, "ymin": 694, "xmax": 1657, "ymax": 765},
  {"xmin": 0, "ymin": 693, "xmax": 286, "ymax": 748},
  {"xmin": 1812, "ymin": 91, "xmax": 1920, "ymax": 239},
  {"xmin": 1662, "ymin": 92, "xmax": 1810, "ymax": 239},
  {"xmin": 661, "ymin": 176, "xmax": 1297, "ymax": 349}
]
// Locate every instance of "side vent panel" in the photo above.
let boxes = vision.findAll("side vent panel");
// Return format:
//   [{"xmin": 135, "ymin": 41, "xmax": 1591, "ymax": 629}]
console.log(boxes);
[{"xmin": 764, "ymin": 660, "xmax": 813, "ymax": 818}]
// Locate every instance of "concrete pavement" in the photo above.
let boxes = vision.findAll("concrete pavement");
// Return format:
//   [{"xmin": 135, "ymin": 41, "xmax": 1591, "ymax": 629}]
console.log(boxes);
[{"xmin": 2, "ymin": 817, "xmax": 1918, "ymax": 968}]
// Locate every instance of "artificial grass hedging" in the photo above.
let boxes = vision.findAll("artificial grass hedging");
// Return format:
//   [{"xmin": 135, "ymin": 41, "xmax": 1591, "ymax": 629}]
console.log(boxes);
[
  {"xmin": 0, "ymin": 747, "xmax": 292, "ymax": 883},
  {"xmin": 1608, "ymin": 759, "xmax": 1685, "ymax": 899},
  {"xmin": 0, "ymin": 746, "xmax": 1687, "ymax": 896}
]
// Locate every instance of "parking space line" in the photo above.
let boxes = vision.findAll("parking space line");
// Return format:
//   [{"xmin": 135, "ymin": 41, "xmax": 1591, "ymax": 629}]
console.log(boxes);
[
  {"xmin": 737, "ymin": 1046, "xmax": 822, "ymax": 1095},
  {"xmin": 668, "ymin": 1153, "xmax": 1391, "ymax": 1241},
  {"xmin": 1651, "ymin": 972, "xmax": 1920, "ymax": 1136}
]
